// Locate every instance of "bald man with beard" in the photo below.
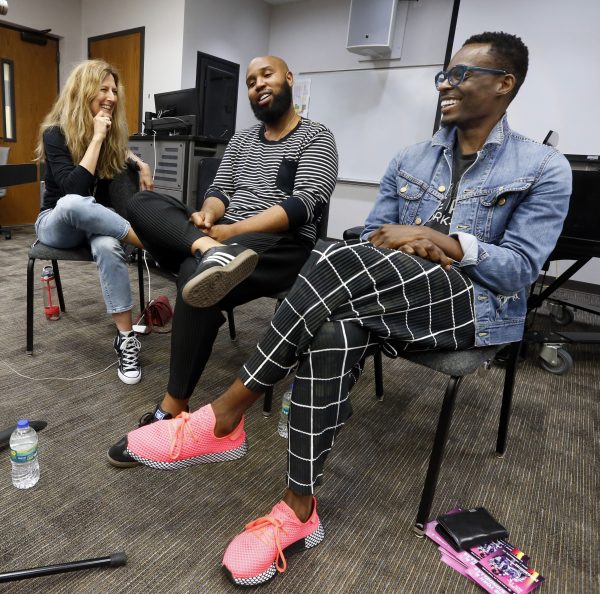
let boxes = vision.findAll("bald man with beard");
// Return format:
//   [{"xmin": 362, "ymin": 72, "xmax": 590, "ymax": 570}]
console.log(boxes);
[{"xmin": 107, "ymin": 56, "xmax": 339, "ymax": 465}]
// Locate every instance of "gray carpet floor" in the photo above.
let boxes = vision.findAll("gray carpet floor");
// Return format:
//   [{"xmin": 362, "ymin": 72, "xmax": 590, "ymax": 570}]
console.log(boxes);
[{"xmin": 0, "ymin": 227, "xmax": 598, "ymax": 594}]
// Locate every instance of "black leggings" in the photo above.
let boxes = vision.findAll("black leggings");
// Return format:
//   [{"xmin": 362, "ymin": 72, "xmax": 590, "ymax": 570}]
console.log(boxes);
[{"xmin": 127, "ymin": 191, "xmax": 312, "ymax": 399}]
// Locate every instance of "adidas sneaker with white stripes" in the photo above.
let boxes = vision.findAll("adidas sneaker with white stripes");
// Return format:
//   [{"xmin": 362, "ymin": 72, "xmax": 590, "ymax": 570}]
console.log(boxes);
[{"xmin": 181, "ymin": 244, "xmax": 259, "ymax": 308}]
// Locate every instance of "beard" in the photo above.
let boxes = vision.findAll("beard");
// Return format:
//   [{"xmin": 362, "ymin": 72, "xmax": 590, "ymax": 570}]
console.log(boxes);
[{"xmin": 251, "ymin": 82, "xmax": 293, "ymax": 123}]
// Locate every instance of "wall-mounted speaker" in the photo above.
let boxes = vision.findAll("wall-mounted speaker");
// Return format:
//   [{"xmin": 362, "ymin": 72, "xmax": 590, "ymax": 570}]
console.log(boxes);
[{"xmin": 346, "ymin": 0, "xmax": 417, "ymax": 59}]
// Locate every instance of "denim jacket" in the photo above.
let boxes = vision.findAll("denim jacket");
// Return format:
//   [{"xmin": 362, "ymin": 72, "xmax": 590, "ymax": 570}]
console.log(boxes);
[{"xmin": 362, "ymin": 115, "xmax": 572, "ymax": 346}]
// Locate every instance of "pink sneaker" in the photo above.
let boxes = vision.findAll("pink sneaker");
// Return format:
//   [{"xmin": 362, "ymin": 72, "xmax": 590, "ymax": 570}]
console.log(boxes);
[
  {"xmin": 125, "ymin": 404, "xmax": 247, "ymax": 470},
  {"xmin": 222, "ymin": 498, "xmax": 324, "ymax": 586}
]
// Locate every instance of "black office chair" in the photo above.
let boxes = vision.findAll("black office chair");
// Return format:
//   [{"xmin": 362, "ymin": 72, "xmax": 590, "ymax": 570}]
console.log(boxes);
[
  {"xmin": 195, "ymin": 157, "xmax": 223, "ymax": 211},
  {"xmin": 261, "ymin": 224, "xmax": 523, "ymax": 529},
  {"xmin": 401, "ymin": 342, "xmax": 520, "ymax": 533},
  {"xmin": 26, "ymin": 166, "xmax": 145, "ymax": 354},
  {"xmin": 196, "ymin": 156, "xmax": 241, "ymax": 337}
]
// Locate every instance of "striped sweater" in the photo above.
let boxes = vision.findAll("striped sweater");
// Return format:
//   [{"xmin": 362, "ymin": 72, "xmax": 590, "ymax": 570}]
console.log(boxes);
[{"xmin": 207, "ymin": 118, "xmax": 338, "ymax": 245}]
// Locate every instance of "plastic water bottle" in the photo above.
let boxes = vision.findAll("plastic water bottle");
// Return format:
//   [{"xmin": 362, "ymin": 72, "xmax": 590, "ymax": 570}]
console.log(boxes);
[
  {"xmin": 277, "ymin": 384, "xmax": 293, "ymax": 438},
  {"xmin": 41, "ymin": 265, "xmax": 60, "ymax": 320},
  {"xmin": 10, "ymin": 420, "xmax": 40, "ymax": 489}
]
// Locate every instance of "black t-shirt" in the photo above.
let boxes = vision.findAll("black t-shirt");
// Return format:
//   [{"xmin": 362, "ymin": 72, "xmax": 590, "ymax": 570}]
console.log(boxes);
[
  {"xmin": 425, "ymin": 145, "xmax": 476, "ymax": 234},
  {"xmin": 41, "ymin": 126, "xmax": 111, "ymax": 211}
]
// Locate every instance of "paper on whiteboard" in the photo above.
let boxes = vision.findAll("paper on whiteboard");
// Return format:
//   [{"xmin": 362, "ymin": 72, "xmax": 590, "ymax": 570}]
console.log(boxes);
[{"xmin": 293, "ymin": 78, "xmax": 311, "ymax": 118}]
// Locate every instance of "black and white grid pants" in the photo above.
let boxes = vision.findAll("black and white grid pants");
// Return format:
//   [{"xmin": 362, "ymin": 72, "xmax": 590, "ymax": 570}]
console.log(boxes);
[{"xmin": 239, "ymin": 240, "xmax": 477, "ymax": 495}]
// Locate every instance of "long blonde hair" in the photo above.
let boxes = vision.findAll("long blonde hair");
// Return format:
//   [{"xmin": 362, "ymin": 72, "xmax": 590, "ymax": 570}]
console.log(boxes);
[{"xmin": 35, "ymin": 59, "xmax": 129, "ymax": 179}]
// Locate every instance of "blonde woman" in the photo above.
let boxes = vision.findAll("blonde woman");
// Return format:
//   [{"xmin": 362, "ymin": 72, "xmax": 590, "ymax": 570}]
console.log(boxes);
[{"xmin": 35, "ymin": 59, "xmax": 152, "ymax": 384}]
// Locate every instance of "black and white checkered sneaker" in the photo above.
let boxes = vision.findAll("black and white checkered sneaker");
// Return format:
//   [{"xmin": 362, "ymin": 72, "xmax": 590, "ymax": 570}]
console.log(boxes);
[{"xmin": 182, "ymin": 244, "xmax": 258, "ymax": 308}]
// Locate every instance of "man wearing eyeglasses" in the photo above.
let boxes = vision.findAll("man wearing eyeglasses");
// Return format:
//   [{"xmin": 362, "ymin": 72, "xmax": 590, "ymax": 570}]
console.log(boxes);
[{"xmin": 119, "ymin": 32, "xmax": 571, "ymax": 586}]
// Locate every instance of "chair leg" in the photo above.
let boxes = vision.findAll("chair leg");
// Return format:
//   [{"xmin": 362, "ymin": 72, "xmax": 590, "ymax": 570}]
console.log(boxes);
[
  {"xmin": 137, "ymin": 248, "xmax": 145, "ymax": 312},
  {"xmin": 496, "ymin": 341, "xmax": 521, "ymax": 457},
  {"xmin": 413, "ymin": 375, "xmax": 463, "ymax": 536},
  {"xmin": 374, "ymin": 348, "xmax": 384, "ymax": 401},
  {"xmin": 26, "ymin": 257, "xmax": 35, "ymax": 355},
  {"xmin": 226, "ymin": 309, "xmax": 237, "ymax": 341},
  {"xmin": 52, "ymin": 260, "xmax": 66, "ymax": 312},
  {"xmin": 263, "ymin": 387, "xmax": 273, "ymax": 417}
]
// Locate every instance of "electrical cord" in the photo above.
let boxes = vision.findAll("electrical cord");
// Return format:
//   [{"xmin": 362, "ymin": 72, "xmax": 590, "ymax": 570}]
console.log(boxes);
[
  {"xmin": 1, "ymin": 359, "xmax": 117, "ymax": 381},
  {"xmin": 151, "ymin": 129, "xmax": 157, "ymax": 182}
]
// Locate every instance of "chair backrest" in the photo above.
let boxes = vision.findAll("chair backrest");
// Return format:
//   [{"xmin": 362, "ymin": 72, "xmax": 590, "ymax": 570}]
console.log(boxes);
[
  {"xmin": 0, "ymin": 146, "xmax": 9, "ymax": 198},
  {"xmin": 542, "ymin": 130, "xmax": 559, "ymax": 147},
  {"xmin": 196, "ymin": 157, "xmax": 222, "ymax": 210}
]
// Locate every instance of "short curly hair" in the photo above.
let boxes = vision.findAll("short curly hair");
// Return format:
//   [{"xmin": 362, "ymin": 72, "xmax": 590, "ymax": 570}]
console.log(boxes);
[{"xmin": 463, "ymin": 31, "xmax": 529, "ymax": 98}]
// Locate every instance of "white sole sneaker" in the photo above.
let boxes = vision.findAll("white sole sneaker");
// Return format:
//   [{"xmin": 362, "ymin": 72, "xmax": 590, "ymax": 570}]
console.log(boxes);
[
  {"xmin": 182, "ymin": 249, "xmax": 259, "ymax": 308},
  {"xmin": 118, "ymin": 368, "xmax": 142, "ymax": 385}
]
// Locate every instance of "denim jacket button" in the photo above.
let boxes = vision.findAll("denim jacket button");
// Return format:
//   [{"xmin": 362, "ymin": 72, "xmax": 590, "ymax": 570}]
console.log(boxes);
[
  {"xmin": 400, "ymin": 185, "xmax": 408, "ymax": 193},
  {"xmin": 438, "ymin": 185, "xmax": 446, "ymax": 192},
  {"xmin": 415, "ymin": 217, "xmax": 422, "ymax": 225},
  {"xmin": 498, "ymin": 197, "xmax": 506, "ymax": 206},
  {"xmin": 478, "ymin": 332, "xmax": 488, "ymax": 337}
]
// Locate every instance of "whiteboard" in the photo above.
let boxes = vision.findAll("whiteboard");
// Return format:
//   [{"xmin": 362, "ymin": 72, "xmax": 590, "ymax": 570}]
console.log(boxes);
[
  {"xmin": 454, "ymin": 0, "xmax": 599, "ymax": 155},
  {"xmin": 305, "ymin": 66, "xmax": 441, "ymax": 183}
]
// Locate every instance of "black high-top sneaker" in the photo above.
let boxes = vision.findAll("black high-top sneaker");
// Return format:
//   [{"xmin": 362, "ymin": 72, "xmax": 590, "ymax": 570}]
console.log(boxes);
[{"xmin": 113, "ymin": 330, "xmax": 142, "ymax": 385}]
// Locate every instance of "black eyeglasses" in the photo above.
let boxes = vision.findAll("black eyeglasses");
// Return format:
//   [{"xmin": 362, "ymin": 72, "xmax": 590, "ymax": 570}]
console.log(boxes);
[{"xmin": 435, "ymin": 64, "xmax": 509, "ymax": 89}]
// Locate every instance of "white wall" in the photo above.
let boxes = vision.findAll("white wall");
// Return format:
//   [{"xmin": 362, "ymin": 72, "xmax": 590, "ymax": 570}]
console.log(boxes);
[
  {"xmin": 0, "ymin": 0, "xmax": 82, "ymax": 86},
  {"xmin": 268, "ymin": 0, "xmax": 455, "ymax": 237},
  {"xmin": 82, "ymin": 0, "xmax": 186, "ymax": 117},
  {"xmin": 181, "ymin": 0, "xmax": 271, "ymax": 130},
  {"xmin": 454, "ymin": 0, "xmax": 600, "ymax": 286},
  {"xmin": 269, "ymin": 0, "xmax": 453, "ymax": 73}
]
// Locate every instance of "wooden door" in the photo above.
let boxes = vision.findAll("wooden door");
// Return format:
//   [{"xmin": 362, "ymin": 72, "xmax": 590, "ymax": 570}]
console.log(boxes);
[
  {"xmin": 89, "ymin": 28, "xmax": 144, "ymax": 135},
  {"xmin": 0, "ymin": 25, "xmax": 58, "ymax": 225}
]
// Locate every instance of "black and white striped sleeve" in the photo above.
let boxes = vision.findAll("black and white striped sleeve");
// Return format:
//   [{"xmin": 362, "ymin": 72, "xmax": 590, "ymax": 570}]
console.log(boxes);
[{"xmin": 281, "ymin": 128, "xmax": 338, "ymax": 229}]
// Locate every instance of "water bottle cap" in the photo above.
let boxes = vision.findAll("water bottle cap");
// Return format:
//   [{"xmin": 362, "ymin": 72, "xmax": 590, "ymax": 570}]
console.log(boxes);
[
  {"xmin": 17, "ymin": 419, "xmax": 29, "ymax": 429},
  {"xmin": 41, "ymin": 265, "xmax": 54, "ymax": 279}
]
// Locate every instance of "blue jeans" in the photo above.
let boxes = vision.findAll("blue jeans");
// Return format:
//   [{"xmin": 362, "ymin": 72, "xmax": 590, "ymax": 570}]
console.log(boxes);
[{"xmin": 35, "ymin": 194, "xmax": 133, "ymax": 314}]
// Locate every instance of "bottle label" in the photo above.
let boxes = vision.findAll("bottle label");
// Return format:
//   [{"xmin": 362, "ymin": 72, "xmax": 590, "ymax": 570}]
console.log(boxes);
[{"xmin": 10, "ymin": 446, "xmax": 38, "ymax": 463}]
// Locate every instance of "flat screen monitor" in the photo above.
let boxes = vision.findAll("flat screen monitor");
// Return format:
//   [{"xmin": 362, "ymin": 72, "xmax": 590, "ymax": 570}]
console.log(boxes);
[
  {"xmin": 154, "ymin": 88, "xmax": 198, "ymax": 118},
  {"xmin": 196, "ymin": 52, "xmax": 239, "ymax": 142},
  {"xmin": 560, "ymin": 154, "xmax": 600, "ymax": 246},
  {"xmin": 201, "ymin": 65, "xmax": 237, "ymax": 141}
]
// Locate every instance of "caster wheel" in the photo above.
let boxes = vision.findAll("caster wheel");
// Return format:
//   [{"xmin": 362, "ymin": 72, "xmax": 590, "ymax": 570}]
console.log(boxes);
[
  {"xmin": 550, "ymin": 305, "xmax": 574, "ymax": 326},
  {"xmin": 539, "ymin": 348, "xmax": 573, "ymax": 375}
]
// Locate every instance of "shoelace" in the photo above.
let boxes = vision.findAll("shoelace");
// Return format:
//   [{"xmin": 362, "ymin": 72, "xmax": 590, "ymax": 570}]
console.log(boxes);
[
  {"xmin": 118, "ymin": 335, "xmax": 141, "ymax": 372},
  {"xmin": 245, "ymin": 515, "xmax": 289, "ymax": 573},
  {"xmin": 167, "ymin": 412, "xmax": 198, "ymax": 459}
]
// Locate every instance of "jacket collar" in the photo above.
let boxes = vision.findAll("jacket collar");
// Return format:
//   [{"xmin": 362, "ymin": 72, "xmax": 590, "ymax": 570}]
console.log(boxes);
[{"xmin": 431, "ymin": 113, "xmax": 510, "ymax": 151}]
